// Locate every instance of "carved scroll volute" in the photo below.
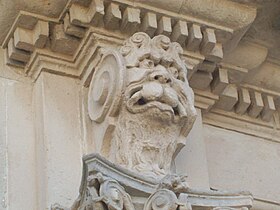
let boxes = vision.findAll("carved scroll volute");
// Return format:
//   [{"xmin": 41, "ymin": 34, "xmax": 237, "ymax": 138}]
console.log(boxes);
[
  {"xmin": 88, "ymin": 49, "xmax": 126, "ymax": 155},
  {"xmin": 88, "ymin": 49, "xmax": 126, "ymax": 122},
  {"xmin": 144, "ymin": 189, "xmax": 178, "ymax": 210},
  {"xmin": 99, "ymin": 179, "xmax": 135, "ymax": 210}
]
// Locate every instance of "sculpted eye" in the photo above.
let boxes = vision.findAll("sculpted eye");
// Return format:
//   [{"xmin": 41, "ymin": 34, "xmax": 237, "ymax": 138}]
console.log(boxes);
[
  {"xmin": 169, "ymin": 67, "xmax": 178, "ymax": 78},
  {"xmin": 139, "ymin": 59, "xmax": 154, "ymax": 68},
  {"xmin": 177, "ymin": 72, "xmax": 186, "ymax": 82}
]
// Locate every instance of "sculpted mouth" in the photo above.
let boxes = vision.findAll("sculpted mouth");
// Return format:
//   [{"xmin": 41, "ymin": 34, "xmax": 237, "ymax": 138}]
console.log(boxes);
[{"xmin": 126, "ymin": 82, "xmax": 187, "ymax": 122}]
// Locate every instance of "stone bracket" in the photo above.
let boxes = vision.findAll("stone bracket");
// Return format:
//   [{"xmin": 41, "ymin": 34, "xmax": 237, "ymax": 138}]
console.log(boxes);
[{"xmin": 51, "ymin": 154, "xmax": 253, "ymax": 210}]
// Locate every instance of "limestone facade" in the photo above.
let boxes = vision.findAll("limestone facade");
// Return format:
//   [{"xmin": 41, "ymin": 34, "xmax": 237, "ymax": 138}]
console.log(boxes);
[{"xmin": 0, "ymin": 0, "xmax": 280, "ymax": 210}]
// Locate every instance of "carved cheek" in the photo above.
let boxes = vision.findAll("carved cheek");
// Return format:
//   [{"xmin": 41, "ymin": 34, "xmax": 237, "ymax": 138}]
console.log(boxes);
[
  {"xmin": 126, "ymin": 67, "xmax": 150, "ymax": 85},
  {"xmin": 171, "ymin": 81, "xmax": 191, "ymax": 103},
  {"xmin": 162, "ymin": 87, "xmax": 179, "ymax": 107}
]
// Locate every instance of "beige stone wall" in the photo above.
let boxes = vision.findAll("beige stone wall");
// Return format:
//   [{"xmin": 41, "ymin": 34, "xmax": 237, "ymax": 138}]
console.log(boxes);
[
  {"xmin": 0, "ymin": 1, "xmax": 280, "ymax": 209},
  {"xmin": 33, "ymin": 73, "xmax": 83, "ymax": 208},
  {"xmin": 0, "ymin": 71, "xmax": 84, "ymax": 209},
  {"xmin": 1, "ymin": 70, "xmax": 279, "ymax": 209},
  {"xmin": 204, "ymin": 125, "xmax": 280, "ymax": 209},
  {"xmin": 0, "ymin": 77, "xmax": 36, "ymax": 209},
  {"xmin": 175, "ymin": 109, "xmax": 210, "ymax": 189}
]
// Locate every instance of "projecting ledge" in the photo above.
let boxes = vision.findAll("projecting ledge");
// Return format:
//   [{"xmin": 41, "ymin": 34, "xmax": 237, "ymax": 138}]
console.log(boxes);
[{"xmin": 52, "ymin": 154, "xmax": 253, "ymax": 210}]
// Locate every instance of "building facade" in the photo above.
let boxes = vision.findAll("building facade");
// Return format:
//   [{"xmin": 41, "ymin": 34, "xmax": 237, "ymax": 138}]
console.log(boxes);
[{"xmin": 0, "ymin": 0, "xmax": 280, "ymax": 209}]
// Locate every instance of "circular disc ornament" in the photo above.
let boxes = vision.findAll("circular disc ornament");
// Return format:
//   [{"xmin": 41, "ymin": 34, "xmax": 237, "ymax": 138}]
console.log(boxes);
[{"xmin": 88, "ymin": 50, "xmax": 126, "ymax": 123}]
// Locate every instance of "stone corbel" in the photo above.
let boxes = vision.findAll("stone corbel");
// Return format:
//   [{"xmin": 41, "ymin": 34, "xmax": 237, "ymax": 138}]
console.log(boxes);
[
  {"xmin": 51, "ymin": 31, "xmax": 253, "ymax": 210},
  {"xmin": 51, "ymin": 154, "xmax": 253, "ymax": 210}
]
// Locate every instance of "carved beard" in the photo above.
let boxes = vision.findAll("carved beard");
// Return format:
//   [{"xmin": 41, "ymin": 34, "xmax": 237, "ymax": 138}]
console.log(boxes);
[
  {"xmin": 125, "ymin": 80, "xmax": 190, "ymax": 125},
  {"xmin": 108, "ymin": 72, "xmax": 194, "ymax": 179},
  {"xmin": 110, "ymin": 101, "xmax": 181, "ymax": 179}
]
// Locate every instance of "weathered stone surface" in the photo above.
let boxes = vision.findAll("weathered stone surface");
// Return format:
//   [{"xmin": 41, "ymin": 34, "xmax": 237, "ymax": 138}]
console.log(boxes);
[
  {"xmin": 171, "ymin": 20, "xmax": 188, "ymax": 45},
  {"xmin": 51, "ymin": 154, "xmax": 253, "ymax": 210},
  {"xmin": 141, "ymin": 12, "xmax": 157, "ymax": 37},
  {"xmin": 104, "ymin": 3, "xmax": 122, "ymax": 30},
  {"xmin": 215, "ymin": 85, "xmax": 238, "ymax": 111},
  {"xmin": 248, "ymin": 91, "xmax": 264, "ymax": 118},
  {"xmin": 121, "ymin": 7, "xmax": 141, "ymax": 33},
  {"xmin": 201, "ymin": 28, "xmax": 216, "ymax": 54},
  {"xmin": 261, "ymin": 95, "xmax": 276, "ymax": 122},
  {"xmin": 204, "ymin": 125, "xmax": 280, "ymax": 205},
  {"xmin": 8, "ymin": 38, "xmax": 31, "ymax": 63},
  {"xmin": 88, "ymin": 32, "xmax": 197, "ymax": 178},
  {"xmin": 50, "ymin": 24, "xmax": 80, "ymax": 55},
  {"xmin": 155, "ymin": 16, "xmax": 172, "ymax": 36},
  {"xmin": 63, "ymin": 13, "xmax": 86, "ymax": 38},
  {"xmin": 190, "ymin": 71, "xmax": 213, "ymax": 90},
  {"xmin": 211, "ymin": 68, "xmax": 229, "ymax": 95},
  {"xmin": 1, "ymin": 1, "xmax": 280, "ymax": 210},
  {"xmin": 69, "ymin": 0, "xmax": 104, "ymax": 26},
  {"xmin": 235, "ymin": 88, "xmax": 251, "ymax": 115},
  {"xmin": 186, "ymin": 24, "xmax": 202, "ymax": 51}
]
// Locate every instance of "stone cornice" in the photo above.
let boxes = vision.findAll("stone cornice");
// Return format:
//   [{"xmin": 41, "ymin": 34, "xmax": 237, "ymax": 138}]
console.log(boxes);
[{"xmin": 1, "ymin": 0, "xmax": 280, "ymax": 141}]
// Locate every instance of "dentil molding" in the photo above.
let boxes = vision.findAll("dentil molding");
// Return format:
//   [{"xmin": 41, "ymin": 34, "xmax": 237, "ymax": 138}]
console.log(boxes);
[{"xmin": 1, "ymin": 0, "xmax": 280, "ymax": 141}]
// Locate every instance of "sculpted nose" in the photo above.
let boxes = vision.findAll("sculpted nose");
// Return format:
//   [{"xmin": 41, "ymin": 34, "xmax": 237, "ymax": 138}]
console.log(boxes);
[{"xmin": 150, "ymin": 68, "xmax": 172, "ymax": 84}]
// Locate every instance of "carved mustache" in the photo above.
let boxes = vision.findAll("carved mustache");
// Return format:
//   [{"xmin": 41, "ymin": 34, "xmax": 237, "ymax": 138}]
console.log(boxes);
[{"xmin": 126, "ymin": 81, "xmax": 188, "ymax": 121}]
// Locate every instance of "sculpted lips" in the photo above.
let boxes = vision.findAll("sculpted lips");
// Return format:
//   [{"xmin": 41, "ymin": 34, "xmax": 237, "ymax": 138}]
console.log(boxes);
[{"xmin": 126, "ymin": 81, "xmax": 187, "ymax": 122}]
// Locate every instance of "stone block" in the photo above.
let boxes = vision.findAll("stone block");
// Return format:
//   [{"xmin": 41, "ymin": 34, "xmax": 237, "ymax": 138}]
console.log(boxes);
[
  {"xmin": 104, "ymin": 3, "xmax": 122, "ymax": 30},
  {"xmin": 248, "ymin": 91, "xmax": 264, "ymax": 118},
  {"xmin": 63, "ymin": 13, "xmax": 86, "ymax": 38},
  {"xmin": 155, "ymin": 16, "xmax": 172, "ymax": 36},
  {"xmin": 235, "ymin": 88, "xmax": 251, "ymax": 115},
  {"xmin": 261, "ymin": 95, "xmax": 276, "ymax": 122},
  {"xmin": 13, "ymin": 20, "xmax": 48, "ymax": 52},
  {"xmin": 51, "ymin": 24, "xmax": 80, "ymax": 55},
  {"xmin": 206, "ymin": 43, "xmax": 223, "ymax": 62},
  {"xmin": 13, "ymin": 27, "xmax": 34, "ymax": 51},
  {"xmin": 186, "ymin": 24, "xmax": 202, "ymax": 51},
  {"xmin": 33, "ymin": 20, "xmax": 49, "ymax": 48},
  {"xmin": 8, "ymin": 38, "xmax": 31, "ymax": 63},
  {"xmin": 171, "ymin": 20, "xmax": 188, "ymax": 45},
  {"xmin": 211, "ymin": 68, "xmax": 229, "ymax": 95},
  {"xmin": 141, "ymin": 12, "xmax": 157, "ymax": 37},
  {"xmin": 190, "ymin": 71, "xmax": 213, "ymax": 90},
  {"xmin": 201, "ymin": 28, "xmax": 216, "ymax": 54},
  {"xmin": 121, "ymin": 7, "xmax": 141, "ymax": 33},
  {"xmin": 199, "ymin": 60, "xmax": 217, "ymax": 73},
  {"xmin": 215, "ymin": 84, "xmax": 238, "ymax": 111},
  {"xmin": 69, "ymin": 0, "xmax": 104, "ymax": 26}
]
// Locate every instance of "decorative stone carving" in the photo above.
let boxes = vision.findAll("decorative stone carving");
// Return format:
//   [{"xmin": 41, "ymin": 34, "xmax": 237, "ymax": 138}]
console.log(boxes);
[
  {"xmin": 144, "ymin": 189, "xmax": 180, "ymax": 210},
  {"xmin": 51, "ymin": 154, "xmax": 253, "ymax": 210},
  {"xmin": 52, "ymin": 32, "xmax": 253, "ymax": 210},
  {"xmin": 88, "ymin": 32, "xmax": 197, "ymax": 179},
  {"xmin": 52, "ymin": 172, "xmax": 135, "ymax": 210}
]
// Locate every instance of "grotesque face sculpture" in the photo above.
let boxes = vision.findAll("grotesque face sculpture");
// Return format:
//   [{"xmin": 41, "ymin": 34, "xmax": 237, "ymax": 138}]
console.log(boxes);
[
  {"xmin": 88, "ymin": 32, "xmax": 197, "ymax": 179},
  {"xmin": 121, "ymin": 33, "xmax": 196, "ymax": 133}
]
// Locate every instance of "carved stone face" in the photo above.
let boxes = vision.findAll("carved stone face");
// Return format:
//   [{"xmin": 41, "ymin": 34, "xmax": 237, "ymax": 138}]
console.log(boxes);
[
  {"xmin": 88, "ymin": 32, "xmax": 197, "ymax": 179},
  {"xmin": 120, "ymin": 33, "xmax": 196, "ymax": 134}
]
